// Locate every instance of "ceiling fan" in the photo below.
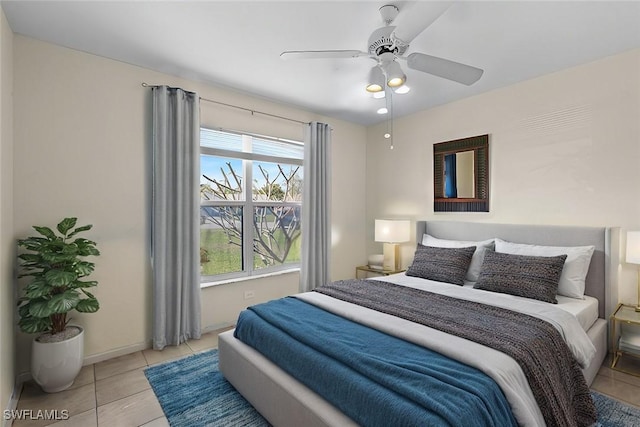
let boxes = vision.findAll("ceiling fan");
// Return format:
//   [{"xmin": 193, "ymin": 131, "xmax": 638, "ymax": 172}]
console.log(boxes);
[{"xmin": 280, "ymin": 2, "xmax": 483, "ymax": 93}]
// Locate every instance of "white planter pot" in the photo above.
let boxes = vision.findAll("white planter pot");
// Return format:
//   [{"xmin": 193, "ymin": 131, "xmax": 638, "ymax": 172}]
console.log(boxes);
[{"xmin": 31, "ymin": 326, "xmax": 84, "ymax": 393}]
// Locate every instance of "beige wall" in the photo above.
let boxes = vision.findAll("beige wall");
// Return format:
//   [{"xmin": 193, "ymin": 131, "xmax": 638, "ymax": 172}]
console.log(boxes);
[
  {"xmin": 8, "ymin": 22, "xmax": 638, "ymax": 387},
  {"xmin": 0, "ymin": 7, "xmax": 14, "ymax": 414},
  {"xmin": 366, "ymin": 49, "xmax": 640, "ymax": 303},
  {"xmin": 12, "ymin": 35, "xmax": 367, "ymax": 374}
]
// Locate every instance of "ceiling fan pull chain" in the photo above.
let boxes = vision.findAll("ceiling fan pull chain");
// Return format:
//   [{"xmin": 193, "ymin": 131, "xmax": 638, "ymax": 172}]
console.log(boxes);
[{"xmin": 384, "ymin": 88, "xmax": 394, "ymax": 150}]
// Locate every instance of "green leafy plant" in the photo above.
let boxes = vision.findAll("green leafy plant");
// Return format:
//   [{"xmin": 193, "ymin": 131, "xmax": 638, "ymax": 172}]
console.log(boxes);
[{"xmin": 17, "ymin": 217, "xmax": 100, "ymax": 335}]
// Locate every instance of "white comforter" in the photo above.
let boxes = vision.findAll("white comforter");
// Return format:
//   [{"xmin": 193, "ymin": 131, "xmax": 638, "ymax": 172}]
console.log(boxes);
[{"xmin": 296, "ymin": 275, "xmax": 596, "ymax": 427}]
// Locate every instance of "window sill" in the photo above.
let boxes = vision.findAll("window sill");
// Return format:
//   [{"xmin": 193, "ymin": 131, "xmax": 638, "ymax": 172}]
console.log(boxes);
[{"xmin": 200, "ymin": 268, "xmax": 300, "ymax": 289}]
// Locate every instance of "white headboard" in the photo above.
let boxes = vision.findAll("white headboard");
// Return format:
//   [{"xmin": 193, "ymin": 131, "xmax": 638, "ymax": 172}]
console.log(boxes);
[{"xmin": 416, "ymin": 221, "xmax": 619, "ymax": 319}]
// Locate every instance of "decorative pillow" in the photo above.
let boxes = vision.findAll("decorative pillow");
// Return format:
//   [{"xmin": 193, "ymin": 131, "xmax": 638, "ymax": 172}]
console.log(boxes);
[
  {"xmin": 474, "ymin": 250, "xmax": 567, "ymax": 304},
  {"xmin": 406, "ymin": 245, "xmax": 476, "ymax": 286},
  {"xmin": 494, "ymin": 239, "xmax": 595, "ymax": 300},
  {"xmin": 422, "ymin": 234, "xmax": 495, "ymax": 282}
]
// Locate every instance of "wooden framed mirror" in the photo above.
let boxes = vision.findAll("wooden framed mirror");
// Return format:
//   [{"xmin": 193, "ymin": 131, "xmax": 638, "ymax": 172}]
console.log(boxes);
[{"xmin": 433, "ymin": 134, "xmax": 489, "ymax": 212}]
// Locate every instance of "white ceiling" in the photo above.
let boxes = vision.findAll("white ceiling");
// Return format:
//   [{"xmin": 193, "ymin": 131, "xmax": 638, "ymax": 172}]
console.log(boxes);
[{"xmin": 2, "ymin": 1, "xmax": 640, "ymax": 125}]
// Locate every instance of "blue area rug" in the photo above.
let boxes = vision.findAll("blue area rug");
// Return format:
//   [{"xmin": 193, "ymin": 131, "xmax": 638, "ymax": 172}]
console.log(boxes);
[
  {"xmin": 145, "ymin": 349, "xmax": 640, "ymax": 427},
  {"xmin": 144, "ymin": 350, "xmax": 268, "ymax": 427},
  {"xmin": 593, "ymin": 390, "xmax": 640, "ymax": 427}
]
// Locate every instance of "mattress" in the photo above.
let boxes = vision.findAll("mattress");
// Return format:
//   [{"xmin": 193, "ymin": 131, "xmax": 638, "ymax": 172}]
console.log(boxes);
[{"xmin": 556, "ymin": 294, "xmax": 599, "ymax": 332}]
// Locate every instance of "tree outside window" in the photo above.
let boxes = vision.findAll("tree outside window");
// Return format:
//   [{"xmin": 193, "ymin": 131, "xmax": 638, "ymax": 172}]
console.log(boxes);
[{"xmin": 199, "ymin": 129, "xmax": 303, "ymax": 282}]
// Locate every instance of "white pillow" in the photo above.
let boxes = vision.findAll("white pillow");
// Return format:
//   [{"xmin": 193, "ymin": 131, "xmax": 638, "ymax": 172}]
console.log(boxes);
[
  {"xmin": 494, "ymin": 239, "xmax": 595, "ymax": 300},
  {"xmin": 422, "ymin": 234, "xmax": 495, "ymax": 282}
]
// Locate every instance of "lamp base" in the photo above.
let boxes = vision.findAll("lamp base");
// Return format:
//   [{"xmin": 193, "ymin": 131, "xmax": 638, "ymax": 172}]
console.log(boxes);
[{"xmin": 383, "ymin": 243, "xmax": 400, "ymax": 271}]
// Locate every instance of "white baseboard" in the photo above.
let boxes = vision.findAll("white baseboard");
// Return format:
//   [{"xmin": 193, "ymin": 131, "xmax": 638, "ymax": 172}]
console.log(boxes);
[
  {"xmin": 15, "ymin": 372, "xmax": 30, "ymax": 385},
  {"xmin": 3, "ymin": 380, "xmax": 22, "ymax": 427},
  {"xmin": 202, "ymin": 321, "xmax": 235, "ymax": 334},
  {"xmin": 13, "ymin": 341, "xmax": 151, "ymax": 384},
  {"xmin": 11, "ymin": 324, "xmax": 234, "ymax": 402},
  {"xmin": 82, "ymin": 323, "xmax": 233, "ymax": 364},
  {"xmin": 82, "ymin": 341, "xmax": 151, "ymax": 366}
]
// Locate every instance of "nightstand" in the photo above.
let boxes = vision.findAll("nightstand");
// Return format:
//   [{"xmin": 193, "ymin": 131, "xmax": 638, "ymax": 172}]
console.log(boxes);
[
  {"xmin": 355, "ymin": 265, "xmax": 405, "ymax": 279},
  {"xmin": 610, "ymin": 303, "xmax": 640, "ymax": 376}
]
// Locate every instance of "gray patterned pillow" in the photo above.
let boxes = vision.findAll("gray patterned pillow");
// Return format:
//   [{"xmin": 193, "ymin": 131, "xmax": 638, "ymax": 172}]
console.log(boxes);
[
  {"xmin": 406, "ymin": 244, "xmax": 476, "ymax": 285},
  {"xmin": 473, "ymin": 250, "xmax": 567, "ymax": 304}
]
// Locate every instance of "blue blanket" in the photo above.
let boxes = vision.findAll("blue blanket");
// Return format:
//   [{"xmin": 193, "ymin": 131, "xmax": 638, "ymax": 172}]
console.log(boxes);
[{"xmin": 234, "ymin": 297, "xmax": 517, "ymax": 427}]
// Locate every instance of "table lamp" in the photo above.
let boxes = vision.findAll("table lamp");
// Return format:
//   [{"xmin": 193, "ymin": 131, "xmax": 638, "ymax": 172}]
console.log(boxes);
[
  {"xmin": 375, "ymin": 219, "xmax": 410, "ymax": 270},
  {"xmin": 626, "ymin": 231, "xmax": 640, "ymax": 312}
]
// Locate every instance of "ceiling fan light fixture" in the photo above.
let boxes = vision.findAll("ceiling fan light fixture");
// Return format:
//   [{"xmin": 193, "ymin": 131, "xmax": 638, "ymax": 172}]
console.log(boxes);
[
  {"xmin": 366, "ymin": 66, "xmax": 385, "ymax": 93},
  {"xmin": 394, "ymin": 85, "xmax": 410, "ymax": 94},
  {"xmin": 388, "ymin": 77, "xmax": 404, "ymax": 87},
  {"xmin": 385, "ymin": 61, "xmax": 406, "ymax": 87},
  {"xmin": 366, "ymin": 83, "xmax": 383, "ymax": 93}
]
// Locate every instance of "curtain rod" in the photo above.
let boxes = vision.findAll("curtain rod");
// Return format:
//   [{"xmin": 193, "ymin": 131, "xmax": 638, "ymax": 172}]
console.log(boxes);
[{"xmin": 141, "ymin": 82, "xmax": 309, "ymax": 126}]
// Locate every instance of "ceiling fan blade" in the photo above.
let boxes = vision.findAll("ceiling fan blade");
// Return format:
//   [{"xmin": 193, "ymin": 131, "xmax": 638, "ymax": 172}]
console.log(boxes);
[
  {"xmin": 280, "ymin": 50, "xmax": 367, "ymax": 60},
  {"xmin": 406, "ymin": 52, "xmax": 484, "ymax": 86},
  {"xmin": 392, "ymin": 1, "xmax": 453, "ymax": 45}
]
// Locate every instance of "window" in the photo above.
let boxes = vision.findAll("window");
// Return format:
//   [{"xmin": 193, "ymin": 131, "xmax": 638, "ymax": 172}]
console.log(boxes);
[{"xmin": 199, "ymin": 128, "xmax": 303, "ymax": 282}]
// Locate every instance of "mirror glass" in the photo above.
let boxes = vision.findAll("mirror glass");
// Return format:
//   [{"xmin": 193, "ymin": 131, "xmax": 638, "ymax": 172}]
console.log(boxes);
[
  {"xmin": 444, "ymin": 150, "xmax": 475, "ymax": 198},
  {"xmin": 434, "ymin": 135, "xmax": 489, "ymax": 212}
]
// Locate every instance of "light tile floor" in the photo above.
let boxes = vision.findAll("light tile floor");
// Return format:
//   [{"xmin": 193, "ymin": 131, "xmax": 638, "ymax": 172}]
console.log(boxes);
[
  {"xmin": 12, "ymin": 327, "xmax": 232, "ymax": 427},
  {"xmin": 12, "ymin": 329, "xmax": 640, "ymax": 427}
]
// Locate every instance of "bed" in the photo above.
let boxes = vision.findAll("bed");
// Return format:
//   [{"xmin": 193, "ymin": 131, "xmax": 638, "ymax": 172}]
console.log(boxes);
[{"xmin": 219, "ymin": 221, "xmax": 618, "ymax": 427}]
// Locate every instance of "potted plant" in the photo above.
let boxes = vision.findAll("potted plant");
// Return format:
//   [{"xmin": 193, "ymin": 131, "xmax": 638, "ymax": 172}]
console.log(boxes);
[{"xmin": 17, "ymin": 217, "xmax": 100, "ymax": 392}]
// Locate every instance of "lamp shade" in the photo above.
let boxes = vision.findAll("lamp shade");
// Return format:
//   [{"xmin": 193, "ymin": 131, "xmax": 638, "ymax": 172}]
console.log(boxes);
[
  {"xmin": 385, "ymin": 61, "xmax": 406, "ymax": 88},
  {"xmin": 375, "ymin": 219, "xmax": 410, "ymax": 243},
  {"xmin": 366, "ymin": 66, "xmax": 385, "ymax": 93},
  {"xmin": 627, "ymin": 231, "xmax": 640, "ymax": 264}
]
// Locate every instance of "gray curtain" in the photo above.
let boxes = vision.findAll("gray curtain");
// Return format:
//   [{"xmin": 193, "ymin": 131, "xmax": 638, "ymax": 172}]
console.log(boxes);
[
  {"xmin": 151, "ymin": 86, "xmax": 201, "ymax": 350},
  {"xmin": 300, "ymin": 122, "xmax": 331, "ymax": 292}
]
